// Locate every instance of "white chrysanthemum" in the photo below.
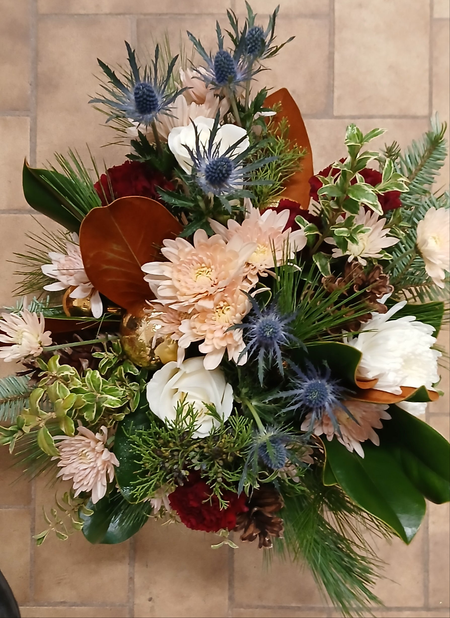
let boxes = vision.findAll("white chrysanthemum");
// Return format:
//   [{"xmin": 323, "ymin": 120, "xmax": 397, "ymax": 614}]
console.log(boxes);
[
  {"xmin": 0, "ymin": 306, "xmax": 52, "ymax": 362},
  {"xmin": 302, "ymin": 400, "xmax": 391, "ymax": 458},
  {"xmin": 347, "ymin": 301, "xmax": 441, "ymax": 395},
  {"xmin": 41, "ymin": 233, "xmax": 103, "ymax": 318},
  {"xmin": 326, "ymin": 207, "xmax": 399, "ymax": 265},
  {"xmin": 417, "ymin": 207, "xmax": 450, "ymax": 288},
  {"xmin": 54, "ymin": 425, "xmax": 119, "ymax": 504}
]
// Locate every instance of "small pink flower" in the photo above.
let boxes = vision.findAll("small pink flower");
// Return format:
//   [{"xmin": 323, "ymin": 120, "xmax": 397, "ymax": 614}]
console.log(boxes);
[{"xmin": 0, "ymin": 305, "xmax": 52, "ymax": 362}]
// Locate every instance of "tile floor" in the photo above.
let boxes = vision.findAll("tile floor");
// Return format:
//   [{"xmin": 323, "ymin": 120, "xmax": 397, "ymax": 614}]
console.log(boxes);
[{"xmin": 0, "ymin": 1, "xmax": 449, "ymax": 617}]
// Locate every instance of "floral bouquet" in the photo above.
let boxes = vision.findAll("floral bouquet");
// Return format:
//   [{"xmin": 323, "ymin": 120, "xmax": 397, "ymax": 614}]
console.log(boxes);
[{"xmin": 0, "ymin": 4, "xmax": 449, "ymax": 616}]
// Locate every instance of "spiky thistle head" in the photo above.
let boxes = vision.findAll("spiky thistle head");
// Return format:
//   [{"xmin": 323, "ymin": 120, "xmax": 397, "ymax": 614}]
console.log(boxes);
[{"xmin": 90, "ymin": 42, "xmax": 186, "ymax": 128}]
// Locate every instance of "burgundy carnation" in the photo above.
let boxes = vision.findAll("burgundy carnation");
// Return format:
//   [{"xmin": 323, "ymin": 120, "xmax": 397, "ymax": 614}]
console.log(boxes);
[
  {"xmin": 94, "ymin": 160, "xmax": 174, "ymax": 206},
  {"xmin": 309, "ymin": 159, "xmax": 401, "ymax": 212},
  {"xmin": 168, "ymin": 473, "xmax": 248, "ymax": 533}
]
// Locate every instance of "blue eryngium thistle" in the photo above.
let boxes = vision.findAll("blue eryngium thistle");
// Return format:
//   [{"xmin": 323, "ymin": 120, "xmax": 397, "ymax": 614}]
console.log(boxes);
[
  {"xmin": 237, "ymin": 297, "xmax": 299, "ymax": 385},
  {"xmin": 90, "ymin": 42, "xmax": 186, "ymax": 128},
  {"xmin": 273, "ymin": 361, "xmax": 353, "ymax": 434},
  {"xmin": 184, "ymin": 115, "xmax": 275, "ymax": 208}
]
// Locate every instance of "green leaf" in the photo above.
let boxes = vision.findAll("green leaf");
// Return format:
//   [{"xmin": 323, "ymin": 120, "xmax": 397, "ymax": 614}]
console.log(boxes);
[
  {"xmin": 317, "ymin": 184, "xmax": 343, "ymax": 198},
  {"xmin": 22, "ymin": 162, "xmax": 81, "ymax": 232},
  {"xmin": 381, "ymin": 406, "xmax": 450, "ymax": 504},
  {"xmin": 80, "ymin": 490, "xmax": 152, "ymax": 544},
  {"xmin": 302, "ymin": 342, "xmax": 363, "ymax": 388},
  {"xmin": 37, "ymin": 426, "xmax": 59, "ymax": 457},
  {"xmin": 114, "ymin": 396, "xmax": 152, "ymax": 502},
  {"xmin": 347, "ymin": 183, "xmax": 382, "ymax": 214},
  {"xmin": 325, "ymin": 438, "xmax": 426, "ymax": 543},
  {"xmin": 312, "ymin": 252, "xmax": 331, "ymax": 277}
]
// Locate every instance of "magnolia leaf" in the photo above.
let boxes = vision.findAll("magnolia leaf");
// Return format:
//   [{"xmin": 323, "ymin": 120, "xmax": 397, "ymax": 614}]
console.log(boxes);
[
  {"xmin": 79, "ymin": 196, "xmax": 182, "ymax": 314},
  {"xmin": 264, "ymin": 88, "xmax": 313, "ymax": 209}
]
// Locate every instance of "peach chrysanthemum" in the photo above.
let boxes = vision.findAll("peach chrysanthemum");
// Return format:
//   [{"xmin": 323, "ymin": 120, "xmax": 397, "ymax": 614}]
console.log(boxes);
[
  {"xmin": 0, "ymin": 306, "xmax": 52, "ymax": 363},
  {"xmin": 54, "ymin": 425, "xmax": 119, "ymax": 504},
  {"xmin": 210, "ymin": 206, "xmax": 307, "ymax": 285},
  {"xmin": 142, "ymin": 229, "xmax": 255, "ymax": 312},
  {"xmin": 178, "ymin": 285, "xmax": 251, "ymax": 370},
  {"xmin": 302, "ymin": 400, "xmax": 391, "ymax": 458},
  {"xmin": 417, "ymin": 206, "xmax": 450, "ymax": 288},
  {"xmin": 325, "ymin": 207, "xmax": 399, "ymax": 265}
]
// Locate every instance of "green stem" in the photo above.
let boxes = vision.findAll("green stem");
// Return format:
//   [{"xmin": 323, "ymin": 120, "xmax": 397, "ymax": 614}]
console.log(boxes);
[
  {"xmin": 228, "ymin": 88, "xmax": 242, "ymax": 127},
  {"xmin": 151, "ymin": 120, "xmax": 163, "ymax": 155},
  {"xmin": 242, "ymin": 398, "xmax": 265, "ymax": 433},
  {"xmin": 244, "ymin": 68, "xmax": 253, "ymax": 111},
  {"xmin": 43, "ymin": 336, "xmax": 119, "ymax": 352}
]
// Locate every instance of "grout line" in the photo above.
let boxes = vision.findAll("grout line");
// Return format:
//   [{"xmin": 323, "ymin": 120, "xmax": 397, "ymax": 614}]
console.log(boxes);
[
  {"xmin": 0, "ymin": 505, "xmax": 31, "ymax": 510},
  {"xmin": 0, "ymin": 209, "xmax": 34, "ymax": 215},
  {"xmin": 39, "ymin": 12, "xmax": 237, "ymax": 18},
  {"xmin": 328, "ymin": 0, "xmax": 335, "ymax": 119},
  {"xmin": 29, "ymin": 0, "xmax": 38, "ymax": 168},
  {"xmin": 0, "ymin": 111, "xmax": 31, "ymax": 117},
  {"xmin": 29, "ymin": 480, "xmax": 36, "ymax": 602},
  {"xmin": 19, "ymin": 602, "xmax": 130, "ymax": 608},
  {"xmin": 128, "ymin": 536, "xmax": 136, "ymax": 618},
  {"xmin": 227, "ymin": 541, "xmax": 235, "ymax": 618}
]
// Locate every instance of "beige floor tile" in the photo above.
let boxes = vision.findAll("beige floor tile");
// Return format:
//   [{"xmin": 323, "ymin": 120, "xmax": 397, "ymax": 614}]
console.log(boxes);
[
  {"xmin": 36, "ymin": 16, "xmax": 131, "ymax": 168},
  {"xmin": 428, "ymin": 415, "xmax": 450, "ymax": 609},
  {"xmin": 133, "ymin": 518, "xmax": 228, "ymax": 617},
  {"xmin": 0, "ymin": 508, "xmax": 31, "ymax": 604},
  {"xmin": 38, "ymin": 0, "xmax": 231, "ymax": 14},
  {"xmin": 262, "ymin": 17, "xmax": 330, "ymax": 116},
  {"xmin": 434, "ymin": 0, "xmax": 450, "ymax": 18},
  {"xmin": 0, "ymin": 448, "xmax": 31, "ymax": 506},
  {"xmin": 0, "ymin": 0, "xmax": 30, "ymax": 111},
  {"xmin": 304, "ymin": 118, "xmax": 430, "ymax": 173},
  {"xmin": 0, "ymin": 116, "xmax": 31, "ymax": 210},
  {"xmin": 370, "ymin": 528, "xmax": 425, "ymax": 607},
  {"xmin": 233, "ymin": 544, "xmax": 325, "ymax": 607},
  {"xmin": 233, "ymin": 609, "xmax": 329, "ymax": 617},
  {"xmin": 234, "ymin": 0, "xmax": 330, "ymax": 15},
  {"xmin": 20, "ymin": 607, "xmax": 129, "ymax": 618},
  {"xmin": 334, "ymin": 0, "xmax": 430, "ymax": 117},
  {"xmin": 432, "ymin": 19, "xmax": 450, "ymax": 187}
]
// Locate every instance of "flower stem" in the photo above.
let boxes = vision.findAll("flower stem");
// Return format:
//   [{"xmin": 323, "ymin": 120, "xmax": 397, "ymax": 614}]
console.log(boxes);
[
  {"xmin": 43, "ymin": 336, "xmax": 119, "ymax": 352},
  {"xmin": 151, "ymin": 120, "xmax": 163, "ymax": 155},
  {"xmin": 242, "ymin": 398, "xmax": 265, "ymax": 433},
  {"xmin": 228, "ymin": 89, "xmax": 242, "ymax": 127}
]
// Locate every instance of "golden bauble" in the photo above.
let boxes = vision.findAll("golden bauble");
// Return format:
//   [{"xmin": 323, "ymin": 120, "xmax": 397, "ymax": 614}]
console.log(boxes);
[
  {"xmin": 62, "ymin": 286, "xmax": 94, "ymax": 317},
  {"xmin": 120, "ymin": 310, "xmax": 178, "ymax": 369}
]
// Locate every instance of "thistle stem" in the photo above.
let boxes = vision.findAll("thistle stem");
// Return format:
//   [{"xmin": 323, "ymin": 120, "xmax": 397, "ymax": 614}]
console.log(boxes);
[
  {"xmin": 243, "ymin": 398, "xmax": 265, "ymax": 433},
  {"xmin": 228, "ymin": 88, "xmax": 242, "ymax": 127},
  {"xmin": 43, "ymin": 336, "xmax": 119, "ymax": 352},
  {"xmin": 151, "ymin": 120, "xmax": 163, "ymax": 155}
]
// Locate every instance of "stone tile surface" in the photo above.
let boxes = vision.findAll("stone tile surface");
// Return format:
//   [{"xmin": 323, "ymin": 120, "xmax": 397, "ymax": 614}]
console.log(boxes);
[
  {"xmin": 0, "ymin": 0, "xmax": 30, "ymax": 111},
  {"xmin": 0, "ymin": 447, "xmax": 31, "ymax": 506},
  {"xmin": 235, "ymin": 0, "xmax": 330, "ymax": 15},
  {"xmin": 432, "ymin": 19, "xmax": 450, "ymax": 186},
  {"xmin": 0, "ymin": 508, "xmax": 31, "ymax": 604},
  {"xmin": 434, "ymin": 0, "xmax": 450, "ymax": 18},
  {"xmin": 38, "ymin": 0, "xmax": 233, "ymax": 14},
  {"xmin": 334, "ymin": 0, "xmax": 430, "ymax": 116},
  {"xmin": 20, "ymin": 607, "xmax": 129, "ymax": 618},
  {"xmin": 233, "ymin": 609, "xmax": 330, "ymax": 617},
  {"xmin": 0, "ymin": 117, "xmax": 31, "ymax": 210}
]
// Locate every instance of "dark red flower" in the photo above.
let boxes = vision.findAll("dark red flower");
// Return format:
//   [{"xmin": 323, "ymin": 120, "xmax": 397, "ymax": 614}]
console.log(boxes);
[
  {"xmin": 168, "ymin": 473, "xmax": 248, "ymax": 533},
  {"xmin": 309, "ymin": 159, "xmax": 402, "ymax": 212},
  {"xmin": 94, "ymin": 160, "xmax": 174, "ymax": 206}
]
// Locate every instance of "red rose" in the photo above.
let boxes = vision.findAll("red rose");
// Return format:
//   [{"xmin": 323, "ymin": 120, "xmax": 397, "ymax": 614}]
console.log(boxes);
[
  {"xmin": 168, "ymin": 473, "xmax": 248, "ymax": 533},
  {"xmin": 94, "ymin": 160, "xmax": 174, "ymax": 205},
  {"xmin": 309, "ymin": 159, "xmax": 402, "ymax": 212}
]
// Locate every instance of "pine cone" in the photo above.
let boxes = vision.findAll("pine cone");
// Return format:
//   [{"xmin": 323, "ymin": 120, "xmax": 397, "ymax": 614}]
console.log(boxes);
[
  {"xmin": 322, "ymin": 262, "xmax": 394, "ymax": 331},
  {"xmin": 234, "ymin": 486, "xmax": 284, "ymax": 549}
]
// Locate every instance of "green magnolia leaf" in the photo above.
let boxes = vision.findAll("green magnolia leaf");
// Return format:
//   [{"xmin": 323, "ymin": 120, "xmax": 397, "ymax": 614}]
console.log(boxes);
[
  {"xmin": 381, "ymin": 406, "xmax": 450, "ymax": 504},
  {"xmin": 325, "ymin": 438, "xmax": 426, "ymax": 543},
  {"xmin": 114, "ymin": 397, "xmax": 152, "ymax": 502},
  {"xmin": 22, "ymin": 162, "xmax": 81, "ymax": 232},
  {"xmin": 80, "ymin": 490, "xmax": 152, "ymax": 544},
  {"xmin": 302, "ymin": 342, "xmax": 363, "ymax": 388}
]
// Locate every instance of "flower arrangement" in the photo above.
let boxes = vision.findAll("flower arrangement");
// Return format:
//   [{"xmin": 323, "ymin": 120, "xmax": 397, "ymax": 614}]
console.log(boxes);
[{"xmin": 0, "ymin": 4, "xmax": 449, "ymax": 616}]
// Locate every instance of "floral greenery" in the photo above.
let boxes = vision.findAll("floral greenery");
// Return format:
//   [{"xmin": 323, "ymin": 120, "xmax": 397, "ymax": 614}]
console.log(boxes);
[{"xmin": 0, "ymin": 375, "xmax": 32, "ymax": 423}]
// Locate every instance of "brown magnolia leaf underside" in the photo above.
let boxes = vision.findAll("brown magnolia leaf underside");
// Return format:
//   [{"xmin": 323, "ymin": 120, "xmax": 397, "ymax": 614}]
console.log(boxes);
[
  {"xmin": 79, "ymin": 196, "xmax": 182, "ymax": 314},
  {"xmin": 265, "ymin": 88, "xmax": 313, "ymax": 209},
  {"xmin": 353, "ymin": 386, "xmax": 440, "ymax": 405}
]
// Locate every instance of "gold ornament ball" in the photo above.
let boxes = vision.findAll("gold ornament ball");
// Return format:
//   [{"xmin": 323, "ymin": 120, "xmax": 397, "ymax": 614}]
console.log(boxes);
[
  {"xmin": 120, "ymin": 311, "xmax": 178, "ymax": 369},
  {"xmin": 62, "ymin": 286, "xmax": 94, "ymax": 317}
]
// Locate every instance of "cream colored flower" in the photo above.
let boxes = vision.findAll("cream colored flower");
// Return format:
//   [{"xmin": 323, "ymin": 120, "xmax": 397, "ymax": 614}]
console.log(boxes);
[
  {"xmin": 54, "ymin": 425, "xmax": 119, "ymax": 504},
  {"xmin": 302, "ymin": 400, "xmax": 391, "ymax": 458},
  {"xmin": 41, "ymin": 233, "xmax": 103, "ymax": 318},
  {"xmin": 0, "ymin": 306, "xmax": 52, "ymax": 362},
  {"xmin": 178, "ymin": 285, "xmax": 251, "ymax": 369},
  {"xmin": 210, "ymin": 206, "xmax": 307, "ymax": 285},
  {"xmin": 417, "ymin": 206, "xmax": 450, "ymax": 288},
  {"xmin": 146, "ymin": 357, "xmax": 233, "ymax": 438},
  {"xmin": 326, "ymin": 207, "xmax": 399, "ymax": 265},
  {"xmin": 179, "ymin": 67, "xmax": 210, "ymax": 104},
  {"xmin": 347, "ymin": 301, "xmax": 441, "ymax": 395},
  {"xmin": 142, "ymin": 228, "xmax": 255, "ymax": 312},
  {"xmin": 168, "ymin": 117, "xmax": 249, "ymax": 174}
]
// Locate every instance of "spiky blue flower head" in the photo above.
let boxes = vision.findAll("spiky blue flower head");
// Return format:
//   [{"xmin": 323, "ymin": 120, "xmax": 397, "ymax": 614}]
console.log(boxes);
[
  {"xmin": 237, "ymin": 296, "xmax": 299, "ymax": 385},
  {"xmin": 274, "ymin": 361, "xmax": 353, "ymax": 433},
  {"xmin": 90, "ymin": 42, "xmax": 187, "ymax": 128},
  {"xmin": 245, "ymin": 26, "xmax": 266, "ymax": 56},
  {"xmin": 258, "ymin": 434, "xmax": 288, "ymax": 470},
  {"xmin": 183, "ymin": 114, "xmax": 275, "ymax": 206}
]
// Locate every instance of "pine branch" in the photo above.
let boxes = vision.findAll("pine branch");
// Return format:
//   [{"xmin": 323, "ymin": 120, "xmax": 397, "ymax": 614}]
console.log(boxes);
[{"xmin": 0, "ymin": 375, "xmax": 32, "ymax": 422}]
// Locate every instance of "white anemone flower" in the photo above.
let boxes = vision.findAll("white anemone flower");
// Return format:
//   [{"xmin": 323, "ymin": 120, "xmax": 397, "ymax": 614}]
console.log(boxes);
[
  {"xmin": 326, "ymin": 207, "xmax": 399, "ymax": 265},
  {"xmin": 41, "ymin": 233, "xmax": 103, "ymax": 318},
  {"xmin": 347, "ymin": 301, "xmax": 441, "ymax": 398},
  {"xmin": 54, "ymin": 425, "xmax": 119, "ymax": 504},
  {"xmin": 417, "ymin": 207, "xmax": 450, "ymax": 288},
  {"xmin": 0, "ymin": 306, "xmax": 52, "ymax": 362}
]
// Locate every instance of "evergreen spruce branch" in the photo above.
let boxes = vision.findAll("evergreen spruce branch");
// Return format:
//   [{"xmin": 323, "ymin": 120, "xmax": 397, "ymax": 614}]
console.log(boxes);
[
  {"xmin": 50, "ymin": 149, "xmax": 102, "ymax": 214},
  {"xmin": 0, "ymin": 375, "xmax": 32, "ymax": 422}
]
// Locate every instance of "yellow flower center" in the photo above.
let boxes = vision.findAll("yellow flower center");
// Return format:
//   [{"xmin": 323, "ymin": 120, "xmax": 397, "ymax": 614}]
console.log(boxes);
[
  {"xmin": 250, "ymin": 243, "xmax": 270, "ymax": 265},
  {"xmin": 193, "ymin": 264, "xmax": 213, "ymax": 284},
  {"xmin": 214, "ymin": 303, "xmax": 232, "ymax": 324}
]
